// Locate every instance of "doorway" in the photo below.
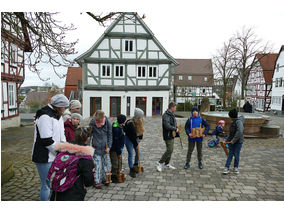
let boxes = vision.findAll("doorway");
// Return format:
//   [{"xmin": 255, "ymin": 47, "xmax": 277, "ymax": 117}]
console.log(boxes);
[
  {"xmin": 90, "ymin": 97, "xmax": 101, "ymax": 117},
  {"xmin": 136, "ymin": 97, "xmax": 147, "ymax": 116},
  {"xmin": 152, "ymin": 97, "xmax": 163, "ymax": 115},
  {"xmin": 110, "ymin": 97, "xmax": 121, "ymax": 117}
]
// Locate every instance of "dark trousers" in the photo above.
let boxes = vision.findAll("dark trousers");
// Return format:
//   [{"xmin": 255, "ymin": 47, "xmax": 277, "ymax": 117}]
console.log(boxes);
[
  {"xmin": 110, "ymin": 151, "xmax": 122, "ymax": 176},
  {"xmin": 225, "ymin": 143, "xmax": 242, "ymax": 168},
  {"xmin": 186, "ymin": 141, "xmax": 202, "ymax": 162},
  {"xmin": 159, "ymin": 139, "xmax": 174, "ymax": 165}
]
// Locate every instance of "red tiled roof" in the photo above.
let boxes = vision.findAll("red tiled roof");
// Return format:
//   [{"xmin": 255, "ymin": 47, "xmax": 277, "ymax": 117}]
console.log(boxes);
[
  {"xmin": 65, "ymin": 67, "xmax": 82, "ymax": 86},
  {"xmin": 256, "ymin": 53, "xmax": 278, "ymax": 84}
]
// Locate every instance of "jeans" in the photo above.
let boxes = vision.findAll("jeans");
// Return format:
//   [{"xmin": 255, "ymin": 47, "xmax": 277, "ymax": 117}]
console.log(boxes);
[
  {"xmin": 94, "ymin": 154, "xmax": 110, "ymax": 184},
  {"xmin": 35, "ymin": 162, "xmax": 52, "ymax": 201},
  {"xmin": 125, "ymin": 136, "xmax": 139, "ymax": 168},
  {"xmin": 225, "ymin": 143, "xmax": 243, "ymax": 168},
  {"xmin": 159, "ymin": 139, "xmax": 174, "ymax": 165}
]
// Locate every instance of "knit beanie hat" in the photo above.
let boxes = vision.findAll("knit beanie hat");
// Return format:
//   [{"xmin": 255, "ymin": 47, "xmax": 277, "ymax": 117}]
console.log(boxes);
[
  {"xmin": 134, "ymin": 108, "xmax": 144, "ymax": 119},
  {"xmin": 71, "ymin": 113, "xmax": 83, "ymax": 121},
  {"xmin": 191, "ymin": 106, "xmax": 199, "ymax": 113},
  {"xmin": 117, "ymin": 114, "xmax": 127, "ymax": 124},
  {"xmin": 228, "ymin": 108, "xmax": 238, "ymax": 118},
  {"xmin": 69, "ymin": 100, "xmax": 81, "ymax": 109},
  {"xmin": 51, "ymin": 94, "xmax": 69, "ymax": 108}
]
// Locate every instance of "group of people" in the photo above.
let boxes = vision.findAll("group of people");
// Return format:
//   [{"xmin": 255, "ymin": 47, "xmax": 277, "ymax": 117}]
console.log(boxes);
[
  {"xmin": 157, "ymin": 102, "xmax": 244, "ymax": 176},
  {"xmin": 31, "ymin": 94, "xmax": 244, "ymax": 201},
  {"xmin": 31, "ymin": 94, "xmax": 145, "ymax": 201}
]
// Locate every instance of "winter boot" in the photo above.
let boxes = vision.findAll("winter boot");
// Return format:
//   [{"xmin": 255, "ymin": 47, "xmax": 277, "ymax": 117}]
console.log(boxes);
[{"xmin": 129, "ymin": 168, "xmax": 136, "ymax": 178}]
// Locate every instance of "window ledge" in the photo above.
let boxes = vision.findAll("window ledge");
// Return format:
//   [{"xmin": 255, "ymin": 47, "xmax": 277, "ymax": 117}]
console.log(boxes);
[{"xmin": 8, "ymin": 107, "xmax": 17, "ymax": 111}]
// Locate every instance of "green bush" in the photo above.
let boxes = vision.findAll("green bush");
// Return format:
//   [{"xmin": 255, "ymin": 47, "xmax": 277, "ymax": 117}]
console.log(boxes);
[{"xmin": 177, "ymin": 101, "xmax": 194, "ymax": 111}]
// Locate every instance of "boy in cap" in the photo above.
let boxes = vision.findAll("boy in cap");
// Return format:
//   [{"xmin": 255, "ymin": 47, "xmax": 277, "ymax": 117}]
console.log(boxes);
[
  {"xmin": 32, "ymin": 93, "xmax": 69, "ymax": 200},
  {"xmin": 222, "ymin": 108, "xmax": 244, "ymax": 175},
  {"xmin": 184, "ymin": 106, "xmax": 210, "ymax": 169},
  {"xmin": 64, "ymin": 113, "xmax": 83, "ymax": 142},
  {"xmin": 63, "ymin": 100, "xmax": 82, "ymax": 122},
  {"xmin": 110, "ymin": 114, "xmax": 127, "ymax": 183}
]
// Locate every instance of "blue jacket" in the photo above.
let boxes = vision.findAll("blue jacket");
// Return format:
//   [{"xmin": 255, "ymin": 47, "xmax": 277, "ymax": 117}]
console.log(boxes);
[
  {"xmin": 185, "ymin": 116, "xmax": 210, "ymax": 142},
  {"xmin": 212, "ymin": 125, "xmax": 223, "ymax": 137},
  {"xmin": 110, "ymin": 121, "xmax": 125, "ymax": 155}
]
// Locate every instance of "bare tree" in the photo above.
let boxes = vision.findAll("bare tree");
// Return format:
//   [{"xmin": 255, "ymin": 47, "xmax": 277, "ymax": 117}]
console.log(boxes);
[
  {"xmin": 212, "ymin": 38, "xmax": 236, "ymax": 108},
  {"xmin": 1, "ymin": 12, "xmax": 130, "ymax": 80},
  {"xmin": 231, "ymin": 26, "xmax": 272, "ymax": 99}
]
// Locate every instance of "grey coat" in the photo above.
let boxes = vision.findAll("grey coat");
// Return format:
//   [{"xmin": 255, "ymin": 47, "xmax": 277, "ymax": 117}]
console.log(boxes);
[
  {"xmin": 89, "ymin": 117, "xmax": 112, "ymax": 155},
  {"xmin": 162, "ymin": 109, "xmax": 177, "ymax": 141},
  {"xmin": 226, "ymin": 115, "xmax": 245, "ymax": 144}
]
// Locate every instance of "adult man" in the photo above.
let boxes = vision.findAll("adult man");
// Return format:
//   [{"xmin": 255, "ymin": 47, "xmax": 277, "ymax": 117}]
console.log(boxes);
[
  {"xmin": 62, "ymin": 99, "xmax": 82, "ymax": 122},
  {"xmin": 32, "ymin": 93, "xmax": 69, "ymax": 201},
  {"xmin": 157, "ymin": 102, "xmax": 178, "ymax": 172}
]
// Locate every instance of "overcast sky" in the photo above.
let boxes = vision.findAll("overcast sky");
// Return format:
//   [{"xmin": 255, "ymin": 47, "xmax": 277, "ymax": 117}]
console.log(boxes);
[{"xmin": 4, "ymin": 0, "xmax": 283, "ymax": 88}]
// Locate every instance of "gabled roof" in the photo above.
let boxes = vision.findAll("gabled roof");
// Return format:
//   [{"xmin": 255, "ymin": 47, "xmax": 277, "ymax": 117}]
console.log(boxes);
[
  {"xmin": 174, "ymin": 59, "xmax": 213, "ymax": 75},
  {"xmin": 65, "ymin": 67, "xmax": 82, "ymax": 86},
  {"xmin": 256, "ymin": 53, "xmax": 278, "ymax": 84},
  {"xmin": 75, "ymin": 12, "xmax": 178, "ymax": 66}
]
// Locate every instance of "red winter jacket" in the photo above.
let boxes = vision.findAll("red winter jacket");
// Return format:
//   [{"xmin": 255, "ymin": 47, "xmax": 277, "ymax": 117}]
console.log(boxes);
[{"xmin": 64, "ymin": 119, "xmax": 75, "ymax": 142}]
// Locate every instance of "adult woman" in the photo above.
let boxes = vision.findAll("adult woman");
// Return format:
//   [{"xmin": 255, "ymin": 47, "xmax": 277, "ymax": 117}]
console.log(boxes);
[
  {"xmin": 124, "ymin": 108, "xmax": 145, "ymax": 178},
  {"xmin": 32, "ymin": 94, "xmax": 69, "ymax": 201}
]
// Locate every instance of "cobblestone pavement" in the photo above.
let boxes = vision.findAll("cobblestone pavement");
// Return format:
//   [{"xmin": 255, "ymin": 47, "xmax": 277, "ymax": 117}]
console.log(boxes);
[{"xmin": 1, "ymin": 117, "xmax": 284, "ymax": 201}]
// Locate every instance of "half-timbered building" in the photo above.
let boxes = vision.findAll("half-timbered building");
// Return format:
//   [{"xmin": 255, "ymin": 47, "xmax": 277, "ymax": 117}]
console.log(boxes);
[
  {"xmin": 271, "ymin": 45, "xmax": 284, "ymax": 115},
  {"xmin": 246, "ymin": 53, "xmax": 278, "ymax": 112},
  {"xmin": 173, "ymin": 59, "xmax": 214, "ymax": 105},
  {"xmin": 1, "ymin": 14, "xmax": 32, "ymax": 129},
  {"xmin": 75, "ymin": 12, "xmax": 178, "ymax": 118}
]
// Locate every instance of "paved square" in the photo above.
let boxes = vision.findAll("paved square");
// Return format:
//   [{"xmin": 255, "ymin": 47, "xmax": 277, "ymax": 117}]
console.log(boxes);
[{"xmin": 1, "ymin": 117, "xmax": 284, "ymax": 201}]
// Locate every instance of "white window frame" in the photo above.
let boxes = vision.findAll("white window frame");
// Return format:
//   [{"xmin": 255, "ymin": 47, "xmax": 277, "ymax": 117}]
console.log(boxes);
[
  {"xmin": 137, "ymin": 65, "xmax": 147, "ymax": 79},
  {"xmin": 124, "ymin": 39, "xmax": 135, "ymax": 52},
  {"xmin": 114, "ymin": 65, "xmax": 124, "ymax": 78},
  {"xmin": 178, "ymin": 75, "xmax": 183, "ymax": 81},
  {"xmin": 204, "ymin": 77, "xmax": 208, "ymax": 82},
  {"xmin": 101, "ymin": 64, "xmax": 112, "ymax": 78},
  {"xmin": 188, "ymin": 76, "xmax": 192, "ymax": 81},
  {"xmin": 148, "ymin": 66, "xmax": 158, "ymax": 79},
  {"xmin": 8, "ymin": 83, "xmax": 16, "ymax": 108}
]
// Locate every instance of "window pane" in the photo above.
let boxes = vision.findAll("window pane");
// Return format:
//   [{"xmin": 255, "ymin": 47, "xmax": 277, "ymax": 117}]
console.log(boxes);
[
  {"xmin": 149, "ymin": 67, "xmax": 152, "ymax": 77},
  {"xmin": 153, "ymin": 67, "xmax": 157, "ymax": 77},
  {"xmin": 125, "ymin": 40, "xmax": 128, "ymax": 51},
  {"xmin": 107, "ymin": 66, "xmax": 110, "ymax": 76},
  {"xmin": 102, "ymin": 66, "xmax": 106, "ymax": 76},
  {"xmin": 116, "ymin": 66, "xmax": 119, "ymax": 76},
  {"xmin": 129, "ymin": 41, "xmax": 133, "ymax": 51},
  {"xmin": 142, "ymin": 67, "xmax": 146, "ymax": 77},
  {"xmin": 120, "ymin": 66, "xmax": 123, "ymax": 76},
  {"xmin": 138, "ymin": 67, "xmax": 141, "ymax": 77}
]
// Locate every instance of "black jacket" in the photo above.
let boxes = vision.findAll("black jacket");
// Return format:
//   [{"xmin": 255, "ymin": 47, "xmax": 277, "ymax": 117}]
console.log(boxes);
[
  {"xmin": 124, "ymin": 119, "xmax": 143, "ymax": 147},
  {"xmin": 226, "ymin": 115, "xmax": 245, "ymax": 144},
  {"xmin": 162, "ymin": 109, "xmax": 177, "ymax": 141},
  {"xmin": 50, "ymin": 142, "xmax": 95, "ymax": 201},
  {"xmin": 110, "ymin": 121, "xmax": 125, "ymax": 155}
]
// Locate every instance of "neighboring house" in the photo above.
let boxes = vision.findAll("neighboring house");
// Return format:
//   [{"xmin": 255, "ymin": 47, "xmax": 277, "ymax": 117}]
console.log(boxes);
[
  {"xmin": 271, "ymin": 45, "xmax": 284, "ymax": 115},
  {"xmin": 75, "ymin": 12, "xmax": 178, "ymax": 118},
  {"xmin": 24, "ymin": 91, "xmax": 49, "ymax": 110},
  {"xmin": 64, "ymin": 66, "xmax": 82, "ymax": 102},
  {"xmin": 246, "ymin": 53, "xmax": 278, "ymax": 112},
  {"xmin": 174, "ymin": 59, "xmax": 214, "ymax": 105},
  {"xmin": 1, "ymin": 14, "xmax": 32, "ymax": 129}
]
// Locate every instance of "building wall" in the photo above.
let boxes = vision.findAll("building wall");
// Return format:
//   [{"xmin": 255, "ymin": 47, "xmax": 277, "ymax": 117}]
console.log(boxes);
[
  {"xmin": 1, "ymin": 115, "xmax": 20, "ymax": 129},
  {"xmin": 82, "ymin": 90, "xmax": 169, "ymax": 118},
  {"xmin": 271, "ymin": 50, "xmax": 284, "ymax": 112}
]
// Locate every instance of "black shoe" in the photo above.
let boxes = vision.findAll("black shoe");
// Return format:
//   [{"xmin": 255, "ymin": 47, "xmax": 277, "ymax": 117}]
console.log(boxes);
[
  {"xmin": 198, "ymin": 161, "xmax": 203, "ymax": 169},
  {"xmin": 129, "ymin": 168, "xmax": 136, "ymax": 178},
  {"xmin": 111, "ymin": 175, "xmax": 118, "ymax": 183}
]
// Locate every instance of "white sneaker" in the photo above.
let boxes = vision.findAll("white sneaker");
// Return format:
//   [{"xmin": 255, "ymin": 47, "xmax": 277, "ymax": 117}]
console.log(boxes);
[
  {"xmin": 222, "ymin": 167, "xmax": 229, "ymax": 175},
  {"xmin": 234, "ymin": 167, "xmax": 240, "ymax": 174},
  {"xmin": 165, "ymin": 164, "xmax": 176, "ymax": 170},
  {"xmin": 156, "ymin": 162, "xmax": 163, "ymax": 172}
]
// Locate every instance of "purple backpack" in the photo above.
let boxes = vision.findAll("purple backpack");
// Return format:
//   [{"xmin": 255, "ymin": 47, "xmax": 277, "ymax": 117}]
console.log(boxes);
[{"xmin": 47, "ymin": 152, "xmax": 93, "ymax": 192}]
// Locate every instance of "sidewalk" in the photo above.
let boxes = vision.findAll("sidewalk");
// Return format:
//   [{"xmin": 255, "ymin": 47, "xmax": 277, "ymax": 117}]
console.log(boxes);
[{"xmin": 1, "ymin": 117, "xmax": 284, "ymax": 201}]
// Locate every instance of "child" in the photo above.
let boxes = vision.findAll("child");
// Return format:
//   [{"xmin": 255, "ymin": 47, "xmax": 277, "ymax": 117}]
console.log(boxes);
[
  {"xmin": 184, "ymin": 106, "xmax": 210, "ymax": 169},
  {"xmin": 206, "ymin": 120, "xmax": 225, "ymax": 147},
  {"xmin": 222, "ymin": 108, "xmax": 244, "ymax": 175},
  {"xmin": 64, "ymin": 113, "xmax": 82, "ymax": 142},
  {"xmin": 89, "ymin": 110, "xmax": 112, "ymax": 189},
  {"xmin": 110, "ymin": 114, "xmax": 127, "ymax": 183},
  {"xmin": 49, "ymin": 127, "xmax": 95, "ymax": 201}
]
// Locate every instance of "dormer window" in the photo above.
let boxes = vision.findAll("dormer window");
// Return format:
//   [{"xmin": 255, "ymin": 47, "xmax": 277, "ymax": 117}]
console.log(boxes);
[
  {"xmin": 188, "ymin": 76, "xmax": 192, "ymax": 81},
  {"xmin": 179, "ymin": 76, "xmax": 183, "ymax": 80},
  {"xmin": 204, "ymin": 77, "xmax": 208, "ymax": 82},
  {"xmin": 124, "ymin": 40, "xmax": 134, "ymax": 52}
]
